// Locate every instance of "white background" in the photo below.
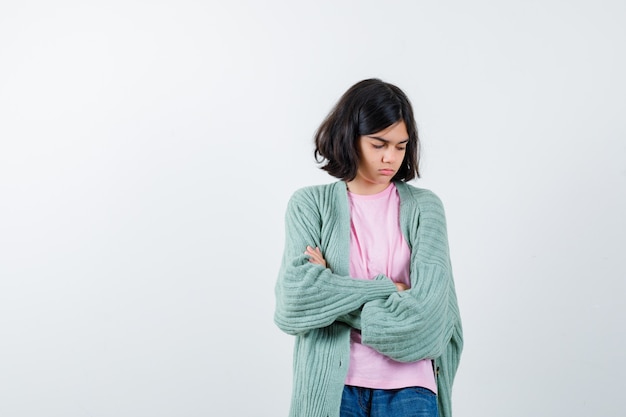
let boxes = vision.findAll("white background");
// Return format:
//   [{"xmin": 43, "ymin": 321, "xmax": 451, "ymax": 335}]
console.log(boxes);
[{"xmin": 1, "ymin": 1, "xmax": 625, "ymax": 416}]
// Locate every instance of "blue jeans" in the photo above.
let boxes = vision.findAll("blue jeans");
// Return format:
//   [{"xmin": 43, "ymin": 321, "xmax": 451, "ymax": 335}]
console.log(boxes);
[{"xmin": 340, "ymin": 385, "xmax": 438, "ymax": 417}]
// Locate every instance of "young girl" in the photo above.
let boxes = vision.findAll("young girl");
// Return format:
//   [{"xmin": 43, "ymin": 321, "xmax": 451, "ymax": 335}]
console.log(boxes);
[{"xmin": 274, "ymin": 79, "xmax": 463, "ymax": 417}]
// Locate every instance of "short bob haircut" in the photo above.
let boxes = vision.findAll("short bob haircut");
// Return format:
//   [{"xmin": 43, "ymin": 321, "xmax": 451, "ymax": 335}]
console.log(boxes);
[{"xmin": 314, "ymin": 78, "xmax": 420, "ymax": 182}]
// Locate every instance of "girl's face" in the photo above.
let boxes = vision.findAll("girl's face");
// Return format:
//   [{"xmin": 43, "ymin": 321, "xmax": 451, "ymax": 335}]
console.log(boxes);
[{"xmin": 348, "ymin": 121, "xmax": 409, "ymax": 195}]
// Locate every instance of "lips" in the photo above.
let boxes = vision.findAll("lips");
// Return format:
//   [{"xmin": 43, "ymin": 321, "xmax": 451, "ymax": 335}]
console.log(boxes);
[{"xmin": 379, "ymin": 169, "xmax": 395, "ymax": 176}]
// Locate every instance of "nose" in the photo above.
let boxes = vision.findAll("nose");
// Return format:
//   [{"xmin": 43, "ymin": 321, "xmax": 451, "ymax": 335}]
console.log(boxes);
[{"xmin": 382, "ymin": 148, "xmax": 397, "ymax": 163}]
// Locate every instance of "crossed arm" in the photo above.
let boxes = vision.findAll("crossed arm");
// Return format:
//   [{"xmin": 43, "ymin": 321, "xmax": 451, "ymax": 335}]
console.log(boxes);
[
  {"xmin": 274, "ymin": 189, "xmax": 460, "ymax": 363},
  {"xmin": 304, "ymin": 245, "xmax": 408, "ymax": 292}
]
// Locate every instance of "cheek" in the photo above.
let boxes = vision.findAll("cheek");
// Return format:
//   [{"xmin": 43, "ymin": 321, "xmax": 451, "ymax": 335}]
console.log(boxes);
[{"xmin": 364, "ymin": 151, "xmax": 379, "ymax": 165}]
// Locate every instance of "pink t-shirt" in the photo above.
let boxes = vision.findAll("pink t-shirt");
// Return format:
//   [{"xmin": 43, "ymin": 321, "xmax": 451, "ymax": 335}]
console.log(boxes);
[{"xmin": 345, "ymin": 183, "xmax": 437, "ymax": 392}]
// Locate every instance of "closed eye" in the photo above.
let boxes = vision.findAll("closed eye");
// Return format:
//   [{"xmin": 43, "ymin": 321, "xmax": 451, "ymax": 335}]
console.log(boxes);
[{"xmin": 372, "ymin": 143, "xmax": 406, "ymax": 151}]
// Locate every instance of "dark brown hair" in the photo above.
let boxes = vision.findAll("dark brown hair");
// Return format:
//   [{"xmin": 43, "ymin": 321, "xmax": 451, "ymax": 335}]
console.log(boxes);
[{"xmin": 314, "ymin": 78, "xmax": 420, "ymax": 182}]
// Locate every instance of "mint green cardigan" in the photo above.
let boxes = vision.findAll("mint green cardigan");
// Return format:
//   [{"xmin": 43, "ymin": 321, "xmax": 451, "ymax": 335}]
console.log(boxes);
[{"xmin": 274, "ymin": 181, "xmax": 463, "ymax": 417}]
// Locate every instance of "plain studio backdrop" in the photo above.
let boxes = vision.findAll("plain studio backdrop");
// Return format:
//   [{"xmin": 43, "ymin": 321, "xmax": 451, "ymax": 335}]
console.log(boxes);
[{"xmin": 1, "ymin": 1, "xmax": 625, "ymax": 416}]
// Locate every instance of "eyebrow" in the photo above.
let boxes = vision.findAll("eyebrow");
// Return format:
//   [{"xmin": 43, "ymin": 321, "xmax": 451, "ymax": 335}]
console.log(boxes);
[{"xmin": 366, "ymin": 135, "xmax": 409, "ymax": 144}]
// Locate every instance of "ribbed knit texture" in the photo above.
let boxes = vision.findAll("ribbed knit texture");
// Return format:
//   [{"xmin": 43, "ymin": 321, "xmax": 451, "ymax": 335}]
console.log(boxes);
[{"xmin": 274, "ymin": 181, "xmax": 463, "ymax": 417}]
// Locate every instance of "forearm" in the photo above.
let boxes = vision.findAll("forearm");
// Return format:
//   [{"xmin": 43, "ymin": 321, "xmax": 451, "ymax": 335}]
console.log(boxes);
[
  {"xmin": 336, "ymin": 308, "xmax": 362, "ymax": 330},
  {"xmin": 360, "ymin": 263, "xmax": 457, "ymax": 362},
  {"xmin": 274, "ymin": 254, "xmax": 395, "ymax": 335}
]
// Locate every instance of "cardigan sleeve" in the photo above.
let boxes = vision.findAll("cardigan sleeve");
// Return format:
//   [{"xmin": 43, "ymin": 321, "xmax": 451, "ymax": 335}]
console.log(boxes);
[
  {"xmin": 360, "ymin": 264, "xmax": 461, "ymax": 361},
  {"xmin": 274, "ymin": 191, "xmax": 397, "ymax": 336},
  {"xmin": 359, "ymin": 191, "xmax": 463, "ymax": 365}
]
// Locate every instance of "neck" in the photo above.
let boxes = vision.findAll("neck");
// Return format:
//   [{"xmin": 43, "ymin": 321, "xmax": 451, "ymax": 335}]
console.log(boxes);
[{"xmin": 345, "ymin": 179, "xmax": 392, "ymax": 195}]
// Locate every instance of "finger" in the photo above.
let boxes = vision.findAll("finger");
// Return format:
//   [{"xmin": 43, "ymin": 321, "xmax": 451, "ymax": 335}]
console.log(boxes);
[
  {"xmin": 304, "ymin": 248, "xmax": 321, "ymax": 263},
  {"xmin": 305, "ymin": 246, "xmax": 321, "ymax": 257},
  {"xmin": 309, "ymin": 252, "xmax": 323, "ymax": 263},
  {"xmin": 306, "ymin": 253, "xmax": 324, "ymax": 265}
]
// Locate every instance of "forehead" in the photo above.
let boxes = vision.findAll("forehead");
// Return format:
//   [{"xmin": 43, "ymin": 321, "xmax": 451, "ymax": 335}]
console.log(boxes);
[{"xmin": 365, "ymin": 121, "xmax": 409, "ymax": 143}]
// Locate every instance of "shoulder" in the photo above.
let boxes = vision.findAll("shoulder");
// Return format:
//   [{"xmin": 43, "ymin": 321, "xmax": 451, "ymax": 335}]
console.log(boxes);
[
  {"xmin": 396, "ymin": 182, "xmax": 449, "ymax": 244},
  {"xmin": 288, "ymin": 181, "xmax": 344, "ymax": 206},
  {"xmin": 284, "ymin": 182, "xmax": 346, "ymax": 227},
  {"xmin": 395, "ymin": 182, "xmax": 445, "ymax": 213}
]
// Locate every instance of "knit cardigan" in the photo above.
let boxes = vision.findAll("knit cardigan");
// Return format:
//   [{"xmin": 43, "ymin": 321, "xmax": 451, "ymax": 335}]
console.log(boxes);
[{"xmin": 274, "ymin": 181, "xmax": 463, "ymax": 417}]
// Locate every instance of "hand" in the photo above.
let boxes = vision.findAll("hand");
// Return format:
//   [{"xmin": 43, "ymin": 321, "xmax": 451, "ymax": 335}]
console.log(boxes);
[
  {"xmin": 304, "ymin": 246, "xmax": 327, "ymax": 268},
  {"xmin": 394, "ymin": 282, "xmax": 409, "ymax": 292}
]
